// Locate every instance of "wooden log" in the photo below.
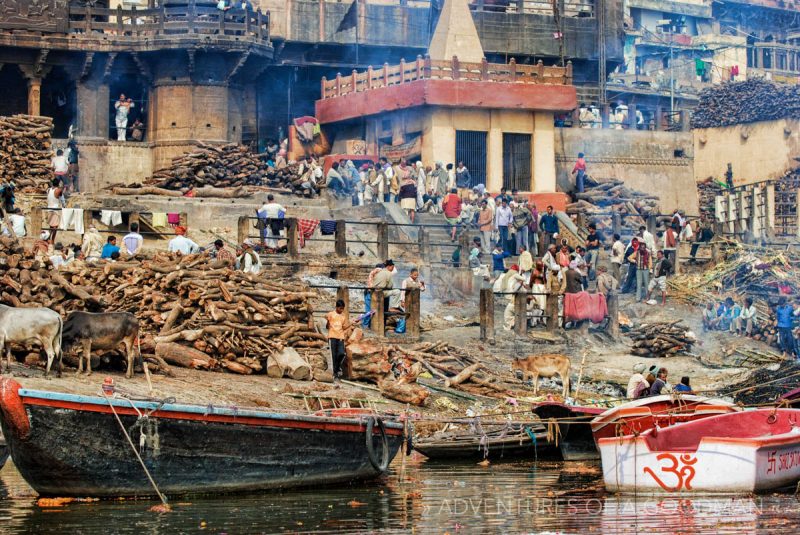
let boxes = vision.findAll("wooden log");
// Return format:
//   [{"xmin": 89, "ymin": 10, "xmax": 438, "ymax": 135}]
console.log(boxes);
[
  {"xmin": 266, "ymin": 346, "xmax": 311, "ymax": 380},
  {"xmin": 445, "ymin": 363, "xmax": 484, "ymax": 388},
  {"xmin": 155, "ymin": 342, "xmax": 217, "ymax": 369}
]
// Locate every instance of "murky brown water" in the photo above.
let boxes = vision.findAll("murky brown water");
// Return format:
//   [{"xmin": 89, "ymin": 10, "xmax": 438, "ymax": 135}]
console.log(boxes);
[{"xmin": 1, "ymin": 458, "xmax": 800, "ymax": 534}]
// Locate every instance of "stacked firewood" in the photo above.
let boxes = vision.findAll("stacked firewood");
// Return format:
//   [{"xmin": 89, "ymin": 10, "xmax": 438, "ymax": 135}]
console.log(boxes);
[
  {"xmin": 0, "ymin": 238, "xmax": 327, "ymax": 376},
  {"xmin": 691, "ymin": 79, "xmax": 800, "ymax": 129},
  {"xmin": 566, "ymin": 178, "xmax": 660, "ymax": 239},
  {"xmin": 0, "ymin": 115, "xmax": 54, "ymax": 193},
  {"xmin": 696, "ymin": 177, "xmax": 724, "ymax": 221},
  {"xmin": 628, "ymin": 321, "xmax": 695, "ymax": 358},
  {"xmin": 114, "ymin": 142, "xmax": 309, "ymax": 195}
]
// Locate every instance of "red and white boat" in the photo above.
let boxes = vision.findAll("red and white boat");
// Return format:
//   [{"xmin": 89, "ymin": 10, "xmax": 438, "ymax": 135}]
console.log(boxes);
[
  {"xmin": 591, "ymin": 395, "xmax": 741, "ymax": 445},
  {"xmin": 599, "ymin": 408, "xmax": 800, "ymax": 493}
]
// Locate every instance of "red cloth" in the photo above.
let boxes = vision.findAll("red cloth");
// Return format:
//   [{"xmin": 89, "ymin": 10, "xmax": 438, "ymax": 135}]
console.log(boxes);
[
  {"xmin": 564, "ymin": 291, "xmax": 608, "ymax": 324},
  {"xmin": 442, "ymin": 194, "xmax": 462, "ymax": 218},
  {"xmin": 296, "ymin": 218, "xmax": 319, "ymax": 248}
]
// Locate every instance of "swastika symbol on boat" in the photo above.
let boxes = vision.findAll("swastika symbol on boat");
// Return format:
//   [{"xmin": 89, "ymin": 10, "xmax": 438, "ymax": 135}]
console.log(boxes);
[{"xmin": 643, "ymin": 453, "xmax": 697, "ymax": 492}]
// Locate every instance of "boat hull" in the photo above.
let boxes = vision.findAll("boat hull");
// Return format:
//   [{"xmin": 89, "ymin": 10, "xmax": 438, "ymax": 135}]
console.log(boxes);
[
  {"xmin": 0, "ymin": 383, "xmax": 404, "ymax": 497},
  {"xmin": 532, "ymin": 403, "xmax": 604, "ymax": 461},
  {"xmin": 599, "ymin": 409, "xmax": 800, "ymax": 494}
]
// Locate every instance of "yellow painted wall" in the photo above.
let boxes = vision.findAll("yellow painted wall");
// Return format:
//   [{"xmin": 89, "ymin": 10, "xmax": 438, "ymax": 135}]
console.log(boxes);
[{"xmin": 693, "ymin": 119, "xmax": 800, "ymax": 185}]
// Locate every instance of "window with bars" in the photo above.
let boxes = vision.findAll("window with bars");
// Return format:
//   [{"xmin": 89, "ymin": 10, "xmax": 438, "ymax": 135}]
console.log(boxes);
[
  {"xmin": 502, "ymin": 133, "xmax": 532, "ymax": 191},
  {"xmin": 455, "ymin": 130, "xmax": 487, "ymax": 187}
]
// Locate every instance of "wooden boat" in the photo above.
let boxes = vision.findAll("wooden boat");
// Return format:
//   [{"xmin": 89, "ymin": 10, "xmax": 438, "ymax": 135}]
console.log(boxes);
[
  {"xmin": 0, "ymin": 428, "xmax": 7, "ymax": 469},
  {"xmin": 413, "ymin": 423, "xmax": 557, "ymax": 460},
  {"xmin": 590, "ymin": 395, "xmax": 741, "ymax": 445},
  {"xmin": 599, "ymin": 408, "xmax": 800, "ymax": 493},
  {"xmin": 0, "ymin": 378, "xmax": 404, "ymax": 497},
  {"xmin": 532, "ymin": 402, "xmax": 606, "ymax": 461}
]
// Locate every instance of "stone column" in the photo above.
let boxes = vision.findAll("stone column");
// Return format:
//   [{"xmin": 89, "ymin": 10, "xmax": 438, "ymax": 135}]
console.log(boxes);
[
  {"xmin": 532, "ymin": 111, "xmax": 556, "ymax": 192},
  {"xmin": 27, "ymin": 78, "xmax": 42, "ymax": 116},
  {"xmin": 487, "ymin": 126, "xmax": 503, "ymax": 192}
]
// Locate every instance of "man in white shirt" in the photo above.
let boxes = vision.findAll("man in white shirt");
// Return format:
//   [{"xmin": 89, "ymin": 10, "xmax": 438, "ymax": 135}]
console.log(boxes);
[
  {"xmin": 639, "ymin": 225, "xmax": 656, "ymax": 253},
  {"xmin": 238, "ymin": 242, "xmax": 262, "ymax": 274},
  {"xmin": 114, "ymin": 94, "xmax": 135, "ymax": 141},
  {"xmin": 2, "ymin": 208, "xmax": 25, "ymax": 237},
  {"xmin": 81, "ymin": 225, "xmax": 104, "ymax": 261},
  {"xmin": 122, "ymin": 222, "xmax": 144, "ymax": 257},
  {"xmin": 168, "ymin": 226, "xmax": 199, "ymax": 255},
  {"xmin": 52, "ymin": 149, "xmax": 69, "ymax": 185},
  {"xmin": 400, "ymin": 268, "xmax": 426, "ymax": 309},
  {"xmin": 258, "ymin": 194, "xmax": 285, "ymax": 249},
  {"xmin": 610, "ymin": 233, "xmax": 625, "ymax": 281},
  {"xmin": 50, "ymin": 243, "xmax": 70, "ymax": 270}
]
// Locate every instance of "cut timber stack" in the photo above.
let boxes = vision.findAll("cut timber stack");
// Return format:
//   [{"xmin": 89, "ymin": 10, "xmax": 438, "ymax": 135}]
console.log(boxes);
[
  {"xmin": 627, "ymin": 321, "xmax": 695, "ymax": 358},
  {"xmin": 113, "ymin": 142, "xmax": 309, "ymax": 195},
  {"xmin": 0, "ymin": 115, "xmax": 54, "ymax": 193},
  {"xmin": 0, "ymin": 237, "xmax": 326, "ymax": 375},
  {"xmin": 691, "ymin": 79, "xmax": 800, "ymax": 129},
  {"xmin": 566, "ymin": 178, "xmax": 660, "ymax": 240},
  {"xmin": 696, "ymin": 177, "xmax": 725, "ymax": 221}
]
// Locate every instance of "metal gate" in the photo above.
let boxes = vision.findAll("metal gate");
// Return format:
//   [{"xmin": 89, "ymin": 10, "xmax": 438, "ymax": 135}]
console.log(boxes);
[
  {"xmin": 455, "ymin": 130, "xmax": 487, "ymax": 187},
  {"xmin": 503, "ymin": 133, "xmax": 532, "ymax": 191}
]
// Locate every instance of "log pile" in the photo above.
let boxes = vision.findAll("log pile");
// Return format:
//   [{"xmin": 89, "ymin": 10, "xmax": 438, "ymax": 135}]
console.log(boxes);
[
  {"xmin": 627, "ymin": 321, "xmax": 695, "ymax": 358},
  {"xmin": 566, "ymin": 178, "xmax": 660, "ymax": 239},
  {"xmin": 113, "ymin": 142, "xmax": 310, "ymax": 195},
  {"xmin": 0, "ymin": 115, "xmax": 54, "ymax": 193},
  {"xmin": 691, "ymin": 79, "xmax": 800, "ymax": 129},
  {"xmin": 0, "ymin": 238, "xmax": 327, "ymax": 376},
  {"xmin": 696, "ymin": 177, "xmax": 725, "ymax": 221},
  {"xmin": 718, "ymin": 360, "xmax": 800, "ymax": 406}
]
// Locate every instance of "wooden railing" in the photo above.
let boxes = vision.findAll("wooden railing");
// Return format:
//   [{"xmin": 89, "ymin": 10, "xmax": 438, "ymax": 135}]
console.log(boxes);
[
  {"xmin": 471, "ymin": 0, "xmax": 595, "ymax": 17},
  {"xmin": 321, "ymin": 55, "xmax": 573, "ymax": 99},
  {"xmin": 66, "ymin": 3, "xmax": 269, "ymax": 42}
]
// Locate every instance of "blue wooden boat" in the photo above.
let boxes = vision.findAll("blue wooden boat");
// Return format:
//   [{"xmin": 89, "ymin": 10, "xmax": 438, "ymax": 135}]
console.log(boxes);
[{"xmin": 0, "ymin": 378, "xmax": 404, "ymax": 497}]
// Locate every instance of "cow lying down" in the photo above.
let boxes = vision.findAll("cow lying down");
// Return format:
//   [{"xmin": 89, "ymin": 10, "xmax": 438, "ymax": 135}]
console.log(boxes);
[
  {"xmin": 0, "ymin": 305, "xmax": 63, "ymax": 377},
  {"xmin": 62, "ymin": 311, "xmax": 140, "ymax": 378}
]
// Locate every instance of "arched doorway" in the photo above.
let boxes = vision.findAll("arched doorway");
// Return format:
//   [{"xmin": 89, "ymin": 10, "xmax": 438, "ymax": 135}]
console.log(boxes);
[
  {"xmin": 0, "ymin": 65, "xmax": 28, "ymax": 117},
  {"xmin": 108, "ymin": 55, "xmax": 149, "ymax": 141},
  {"xmin": 41, "ymin": 67, "xmax": 77, "ymax": 138}
]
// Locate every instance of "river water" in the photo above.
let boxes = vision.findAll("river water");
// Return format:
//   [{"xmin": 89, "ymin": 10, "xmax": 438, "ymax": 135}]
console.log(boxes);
[{"xmin": 1, "ymin": 458, "xmax": 799, "ymax": 534}]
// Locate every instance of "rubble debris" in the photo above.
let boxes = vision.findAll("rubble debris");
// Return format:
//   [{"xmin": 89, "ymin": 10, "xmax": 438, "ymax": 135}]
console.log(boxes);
[
  {"xmin": 0, "ymin": 115, "xmax": 54, "ymax": 193},
  {"xmin": 627, "ymin": 321, "xmax": 695, "ymax": 358},
  {"xmin": 691, "ymin": 79, "xmax": 800, "ymax": 129}
]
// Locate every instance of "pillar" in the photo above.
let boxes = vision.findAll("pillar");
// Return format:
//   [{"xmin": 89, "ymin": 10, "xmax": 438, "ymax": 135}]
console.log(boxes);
[
  {"xmin": 77, "ymin": 80, "xmax": 110, "ymax": 139},
  {"xmin": 479, "ymin": 288, "xmax": 495, "ymax": 342},
  {"xmin": 371, "ymin": 289, "xmax": 385, "ymax": 337},
  {"xmin": 377, "ymin": 222, "xmax": 389, "ymax": 261},
  {"xmin": 336, "ymin": 286, "xmax": 350, "ymax": 321},
  {"xmin": 286, "ymin": 218, "xmax": 299, "ymax": 258},
  {"xmin": 406, "ymin": 288, "xmax": 420, "ymax": 340},
  {"xmin": 335, "ymin": 219, "xmax": 347, "ymax": 258},
  {"xmin": 546, "ymin": 292, "xmax": 559, "ymax": 332},
  {"xmin": 514, "ymin": 292, "xmax": 527, "ymax": 336},
  {"xmin": 487, "ymin": 126, "xmax": 503, "ymax": 192},
  {"xmin": 237, "ymin": 215, "xmax": 250, "ymax": 244},
  {"xmin": 30, "ymin": 207, "xmax": 42, "ymax": 239},
  {"xmin": 532, "ymin": 111, "xmax": 556, "ymax": 192},
  {"xmin": 606, "ymin": 292, "xmax": 619, "ymax": 339},
  {"xmin": 27, "ymin": 78, "xmax": 42, "ymax": 116}
]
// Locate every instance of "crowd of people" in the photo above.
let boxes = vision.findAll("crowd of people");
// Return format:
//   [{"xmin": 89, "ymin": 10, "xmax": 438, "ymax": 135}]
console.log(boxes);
[{"xmin": 627, "ymin": 363, "xmax": 694, "ymax": 399}]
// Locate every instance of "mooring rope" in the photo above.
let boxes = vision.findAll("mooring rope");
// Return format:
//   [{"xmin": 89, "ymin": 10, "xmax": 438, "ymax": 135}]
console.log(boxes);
[{"xmin": 102, "ymin": 392, "xmax": 170, "ymax": 509}]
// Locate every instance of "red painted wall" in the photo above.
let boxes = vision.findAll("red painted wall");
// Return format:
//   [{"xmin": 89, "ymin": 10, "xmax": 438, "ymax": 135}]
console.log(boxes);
[{"xmin": 316, "ymin": 79, "xmax": 578, "ymax": 124}]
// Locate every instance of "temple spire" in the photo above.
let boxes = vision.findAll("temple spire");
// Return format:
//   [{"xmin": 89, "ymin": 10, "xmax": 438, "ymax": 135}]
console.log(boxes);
[{"xmin": 427, "ymin": 0, "xmax": 485, "ymax": 63}]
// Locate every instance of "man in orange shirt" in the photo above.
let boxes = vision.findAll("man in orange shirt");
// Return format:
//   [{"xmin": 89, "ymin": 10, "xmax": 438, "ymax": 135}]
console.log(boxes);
[{"xmin": 326, "ymin": 299, "xmax": 352, "ymax": 381}]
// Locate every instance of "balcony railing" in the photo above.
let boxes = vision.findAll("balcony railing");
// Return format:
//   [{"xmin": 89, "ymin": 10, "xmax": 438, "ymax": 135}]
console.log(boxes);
[
  {"xmin": 320, "ymin": 55, "xmax": 573, "ymax": 99},
  {"xmin": 471, "ymin": 0, "xmax": 595, "ymax": 17},
  {"xmin": 66, "ymin": 3, "xmax": 269, "ymax": 42}
]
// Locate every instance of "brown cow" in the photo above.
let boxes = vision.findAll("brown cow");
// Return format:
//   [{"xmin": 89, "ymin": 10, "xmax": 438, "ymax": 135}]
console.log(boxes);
[
  {"xmin": 62, "ymin": 312, "xmax": 139, "ymax": 378},
  {"xmin": 512, "ymin": 354, "xmax": 571, "ymax": 397}
]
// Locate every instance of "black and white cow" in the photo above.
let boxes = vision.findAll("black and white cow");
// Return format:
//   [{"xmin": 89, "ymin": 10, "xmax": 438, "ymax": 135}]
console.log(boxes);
[
  {"xmin": 62, "ymin": 311, "xmax": 139, "ymax": 378},
  {"xmin": 0, "ymin": 304, "xmax": 63, "ymax": 377}
]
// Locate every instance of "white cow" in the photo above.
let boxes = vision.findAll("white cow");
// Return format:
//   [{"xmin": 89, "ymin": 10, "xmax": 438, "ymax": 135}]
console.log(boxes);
[{"xmin": 0, "ymin": 305, "xmax": 63, "ymax": 377}]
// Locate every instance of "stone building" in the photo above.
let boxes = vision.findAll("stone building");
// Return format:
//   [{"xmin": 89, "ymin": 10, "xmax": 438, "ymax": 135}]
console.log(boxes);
[
  {"xmin": 316, "ymin": 0, "xmax": 577, "ymax": 197},
  {"xmin": 0, "ymin": 0, "xmax": 272, "ymax": 189}
]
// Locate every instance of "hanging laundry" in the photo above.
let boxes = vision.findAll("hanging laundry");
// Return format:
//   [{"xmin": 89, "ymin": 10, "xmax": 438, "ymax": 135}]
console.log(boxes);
[
  {"xmin": 100, "ymin": 210, "xmax": 122, "ymax": 227},
  {"xmin": 151, "ymin": 212, "xmax": 168, "ymax": 228},
  {"xmin": 564, "ymin": 292, "xmax": 608, "ymax": 324},
  {"xmin": 319, "ymin": 220, "xmax": 337, "ymax": 236},
  {"xmin": 59, "ymin": 208, "xmax": 85, "ymax": 235},
  {"xmin": 167, "ymin": 213, "xmax": 181, "ymax": 226},
  {"xmin": 296, "ymin": 218, "xmax": 320, "ymax": 248}
]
